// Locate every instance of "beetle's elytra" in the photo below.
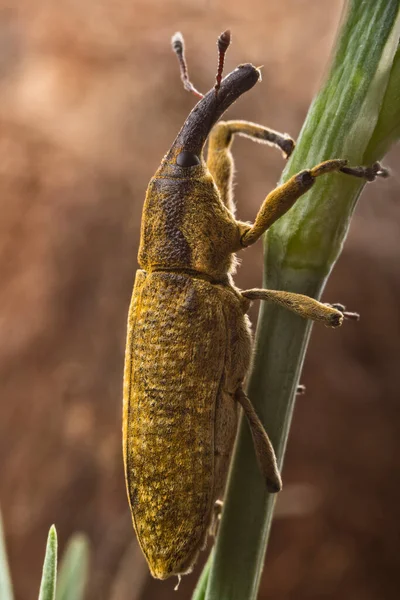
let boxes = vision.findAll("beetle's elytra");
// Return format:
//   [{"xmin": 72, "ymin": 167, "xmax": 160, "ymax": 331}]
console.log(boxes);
[{"xmin": 123, "ymin": 31, "xmax": 387, "ymax": 580}]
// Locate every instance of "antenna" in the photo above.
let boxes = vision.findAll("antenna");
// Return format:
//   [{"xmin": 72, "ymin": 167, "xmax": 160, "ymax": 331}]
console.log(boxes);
[
  {"xmin": 171, "ymin": 32, "xmax": 204, "ymax": 99},
  {"xmin": 215, "ymin": 30, "xmax": 231, "ymax": 94}
]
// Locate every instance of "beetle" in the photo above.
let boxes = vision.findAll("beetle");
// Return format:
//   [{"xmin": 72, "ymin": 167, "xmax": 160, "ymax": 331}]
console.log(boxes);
[{"xmin": 122, "ymin": 30, "xmax": 387, "ymax": 580}]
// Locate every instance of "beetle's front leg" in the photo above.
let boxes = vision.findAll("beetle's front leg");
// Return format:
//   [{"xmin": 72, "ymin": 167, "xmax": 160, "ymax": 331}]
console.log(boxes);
[
  {"xmin": 241, "ymin": 288, "xmax": 358, "ymax": 327},
  {"xmin": 239, "ymin": 159, "xmax": 388, "ymax": 247},
  {"xmin": 235, "ymin": 387, "xmax": 282, "ymax": 493},
  {"xmin": 207, "ymin": 120, "xmax": 295, "ymax": 212}
]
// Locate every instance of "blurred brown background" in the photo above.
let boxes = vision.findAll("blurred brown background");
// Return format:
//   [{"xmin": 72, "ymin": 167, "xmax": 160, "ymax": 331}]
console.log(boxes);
[{"xmin": 0, "ymin": 0, "xmax": 399, "ymax": 598}]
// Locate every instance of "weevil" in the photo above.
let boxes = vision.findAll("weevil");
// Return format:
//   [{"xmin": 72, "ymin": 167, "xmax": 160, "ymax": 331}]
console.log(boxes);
[{"xmin": 122, "ymin": 31, "xmax": 388, "ymax": 580}]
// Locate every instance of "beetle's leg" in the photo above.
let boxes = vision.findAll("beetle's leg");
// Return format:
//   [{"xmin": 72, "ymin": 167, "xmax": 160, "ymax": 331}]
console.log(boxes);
[
  {"xmin": 209, "ymin": 499, "xmax": 223, "ymax": 537},
  {"xmin": 239, "ymin": 159, "xmax": 388, "ymax": 247},
  {"xmin": 235, "ymin": 387, "xmax": 282, "ymax": 493},
  {"xmin": 241, "ymin": 288, "xmax": 358, "ymax": 327},
  {"xmin": 207, "ymin": 121, "xmax": 295, "ymax": 212}
]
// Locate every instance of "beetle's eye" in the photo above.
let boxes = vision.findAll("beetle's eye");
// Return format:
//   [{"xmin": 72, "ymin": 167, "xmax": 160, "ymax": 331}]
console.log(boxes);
[{"xmin": 176, "ymin": 151, "xmax": 200, "ymax": 167}]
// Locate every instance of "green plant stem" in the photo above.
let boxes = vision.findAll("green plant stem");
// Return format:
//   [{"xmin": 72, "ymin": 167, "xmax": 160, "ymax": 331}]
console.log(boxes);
[
  {"xmin": 194, "ymin": 2, "xmax": 400, "ymax": 599},
  {"xmin": 366, "ymin": 42, "xmax": 400, "ymax": 162}
]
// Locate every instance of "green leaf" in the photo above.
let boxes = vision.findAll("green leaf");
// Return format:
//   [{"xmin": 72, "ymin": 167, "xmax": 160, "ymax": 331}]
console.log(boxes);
[
  {"xmin": 192, "ymin": 551, "xmax": 213, "ymax": 600},
  {"xmin": 0, "ymin": 509, "xmax": 14, "ymax": 600},
  {"xmin": 56, "ymin": 534, "xmax": 90, "ymax": 600},
  {"xmin": 38, "ymin": 526, "xmax": 58, "ymax": 600}
]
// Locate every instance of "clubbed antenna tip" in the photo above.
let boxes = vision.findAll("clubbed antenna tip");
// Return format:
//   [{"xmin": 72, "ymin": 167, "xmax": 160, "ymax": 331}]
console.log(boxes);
[
  {"xmin": 171, "ymin": 32, "xmax": 204, "ymax": 99},
  {"xmin": 215, "ymin": 29, "xmax": 231, "ymax": 94}
]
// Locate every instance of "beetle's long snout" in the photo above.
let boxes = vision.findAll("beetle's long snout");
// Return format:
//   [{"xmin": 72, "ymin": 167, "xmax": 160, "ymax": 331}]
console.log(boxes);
[{"xmin": 165, "ymin": 64, "xmax": 261, "ymax": 164}]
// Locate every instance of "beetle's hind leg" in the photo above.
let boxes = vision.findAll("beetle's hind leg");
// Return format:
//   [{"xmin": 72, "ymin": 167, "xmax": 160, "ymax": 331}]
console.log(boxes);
[
  {"xmin": 207, "ymin": 121, "xmax": 295, "ymax": 213},
  {"xmin": 241, "ymin": 288, "xmax": 358, "ymax": 327},
  {"xmin": 235, "ymin": 387, "xmax": 282, "ymax": 493}
]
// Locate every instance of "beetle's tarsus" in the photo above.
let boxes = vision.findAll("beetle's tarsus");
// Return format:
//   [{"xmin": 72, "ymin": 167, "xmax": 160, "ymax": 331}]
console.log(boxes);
[
  {"xmin": 327, "ymin": 303, "xmax": 360, "ymax": 321},
  {"xmin": 343, "ymin": 311, "xmax": 361, "ymax": 321},
  {"xmin": 340, "ymin": 161, "xmax": 390, "ymax": 181}
]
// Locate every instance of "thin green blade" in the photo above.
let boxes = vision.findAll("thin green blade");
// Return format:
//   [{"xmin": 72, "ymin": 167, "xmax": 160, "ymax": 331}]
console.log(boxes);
[
  {"xmin": 56, "ymin": 534, "xmax": 89, "ymax": 600},
  {"xmin": 38, "ymin": 526, "xmax": 58, "ymax": 600},
  {"xmin": 0, "ymin": 510, "xmax": 14, "ymax": 600}
]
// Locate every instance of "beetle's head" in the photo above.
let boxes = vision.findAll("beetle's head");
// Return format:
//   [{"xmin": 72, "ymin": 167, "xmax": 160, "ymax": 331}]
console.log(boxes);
[
  {"xmin": 155, "ymin": 32, "xmax": 261, "ymax": 178},
  {"xmin": 138, "ymin": 33, "xmax": 260, "ymax": 277}
]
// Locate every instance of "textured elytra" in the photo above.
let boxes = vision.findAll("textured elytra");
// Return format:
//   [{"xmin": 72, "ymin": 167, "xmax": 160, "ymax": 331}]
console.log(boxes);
[{"xmin": 123, "ymin": 270, "xmax": 251, "ymax": 578}]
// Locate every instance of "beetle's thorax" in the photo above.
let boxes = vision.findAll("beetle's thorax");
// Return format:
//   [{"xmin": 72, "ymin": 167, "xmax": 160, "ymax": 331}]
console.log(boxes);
[{"xmin": 138, "ymin": 160, "xmax": 240, "ymax": 281}]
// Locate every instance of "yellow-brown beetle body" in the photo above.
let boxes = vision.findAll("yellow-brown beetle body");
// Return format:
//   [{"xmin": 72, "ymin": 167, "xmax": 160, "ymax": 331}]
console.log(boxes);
[
  {"xmin": 123, "ymin": 64, "xmax": 262, "ymax": 579},
  {"xmin": 123, "ymin": 33, "xmax": 387, "ymax": 580}
]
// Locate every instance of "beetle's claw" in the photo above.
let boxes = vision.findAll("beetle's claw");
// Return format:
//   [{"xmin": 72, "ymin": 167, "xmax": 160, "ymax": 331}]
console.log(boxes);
[{"xmin": 328, "ymin": 303, "xmax": 360, "ymax": 322}]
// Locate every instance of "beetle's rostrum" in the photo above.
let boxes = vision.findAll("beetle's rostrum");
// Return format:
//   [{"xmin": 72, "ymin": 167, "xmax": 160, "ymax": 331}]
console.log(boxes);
[
  {"xmin": 123, "ymin": 31, "xmax": 388, "ymax": 581},
  {"xmin": 165, "ymin": 63, "xmax": 261, "ymax": 162}
]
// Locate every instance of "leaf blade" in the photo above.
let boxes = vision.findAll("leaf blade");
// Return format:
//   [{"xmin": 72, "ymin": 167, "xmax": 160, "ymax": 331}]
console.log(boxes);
[
  {"xmin": 38, "ymin": 526, "xmax": 58, "ymax": 600},
  {"xmin": 56, "ymin": 533, "xmax": 90, "ymax": 600},
  {"xmin": 0, "ymin": 510, "xmax": 14, "ymax": 600}
]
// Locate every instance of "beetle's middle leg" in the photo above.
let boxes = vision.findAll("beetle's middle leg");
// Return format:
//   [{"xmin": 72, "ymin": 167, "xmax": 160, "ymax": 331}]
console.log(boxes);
[
  {"xmin": 207, "ymin": 120, "xmax": 295, "ymax": 212},
  {"xmin": 241, "ymin": 288, "xmax": 359, "ymax": 327}
]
